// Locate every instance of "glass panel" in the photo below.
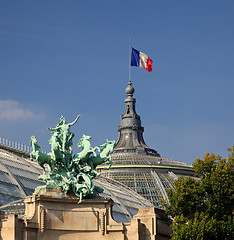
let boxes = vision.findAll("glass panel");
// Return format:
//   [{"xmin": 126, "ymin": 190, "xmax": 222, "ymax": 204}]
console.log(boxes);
[
  {"xmin": 126, "ymin": 206, "xmax": 139, "ymax": 216},
  {"xmin": 0, "ymin": 171, "xmax": 11, "ymax": 183},
  {"xmin": 23, "ymin": 187, "xmax": 35, "ymax": 196},
  {"xmin": 112, "ymin": 204, "xmax": 123, "ymax": 213},
  {"xmin": 7, "ymin": 166, "xmax": 39, "ymax": 180},
  {"xmin": 0, "ymin": 158, "xmax": 31, "ymax": 170},
  {"xmin": 0, "ymin": 194, "xmax": 20, "ymax": 207},
  {"xmin": 16, "ymin": 176, "xmax": 43, "ymax": 190},
  {"xmin": 158, "ymin": 172, "xmax": 175, "ymax": 190},
  {"xmin": 112, "ymin": 211, "xmax": 130, "ymax": 223},
  {"xmin": 0, "ymin": 182, "xmax": 22, "ymax": 198},
  {"xmin": 100, "ymin": 171, "xmax": 165, "ymax": 207},
  {"xmin": 0, "ymin": 201, "xmax": 25, "ymax": 212}
]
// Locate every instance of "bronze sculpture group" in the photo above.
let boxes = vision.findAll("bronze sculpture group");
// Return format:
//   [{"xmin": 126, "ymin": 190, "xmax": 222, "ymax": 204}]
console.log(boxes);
[{"xmin": 30, "ymin": 115, "xmax": 115, "ymax": 203}]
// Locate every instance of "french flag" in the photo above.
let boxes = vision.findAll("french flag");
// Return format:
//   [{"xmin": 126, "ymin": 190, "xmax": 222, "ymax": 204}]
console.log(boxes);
[{"xmin": 131, "ymin": 48, "xmax": 153, "ymax": 72}]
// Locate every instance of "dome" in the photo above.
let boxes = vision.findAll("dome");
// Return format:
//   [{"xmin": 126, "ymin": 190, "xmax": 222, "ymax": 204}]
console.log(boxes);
[
  {"xmin": 99, "ymin": 156, "xmax": 193, "ymax": 207},
  {"xmin": 98, "ymin": 82, "xmax": 194, "ymax": 208},
  {"xmin": 0, "ymin": 145, "xmax": 152, "ymax": 223}
]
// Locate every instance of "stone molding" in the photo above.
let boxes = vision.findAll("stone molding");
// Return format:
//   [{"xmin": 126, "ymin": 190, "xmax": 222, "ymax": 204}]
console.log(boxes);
[{"xmin": 0, "ymin": 188, "xmax": 172, "ymax": 240}]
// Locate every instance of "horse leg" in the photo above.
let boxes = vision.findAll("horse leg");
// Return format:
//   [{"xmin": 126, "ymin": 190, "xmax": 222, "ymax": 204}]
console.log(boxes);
[
  {"xmin": 50, "ymin": 156, "xmax": 55, "ymax": 171},
  {"xmin": 103, "ymin": 156, "xmax": 112, "ymax": 170},
  {"xmin": 78, "ymin": 192, "xmax": 83, "ymax": 204},
  {"xmin": 30, "ymin": 153, "xmax": 34, "ymax": 161},
  {"xmin": 91, "ymin": 148, "xmax": 97, "ymax": 157}
]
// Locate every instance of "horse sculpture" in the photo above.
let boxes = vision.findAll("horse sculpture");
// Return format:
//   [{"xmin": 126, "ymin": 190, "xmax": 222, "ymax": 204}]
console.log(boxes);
[
  {"xmin": 30, "ymin": 136, "xmax": 53, "ymax": 172},
  {"xmin": 29, "ymin": 115, "xmax": 115, "ymax": 204},
  {"xmin": 49, "ymin": 132, "xmax": 67, "ymax": 170},
  {"xmin": 87, "ymin": 140, "xmax": 115, "ymax": 177},
  {"xmin": 72, "ymin": 134, "xmax": 99, "ymax": 170}
]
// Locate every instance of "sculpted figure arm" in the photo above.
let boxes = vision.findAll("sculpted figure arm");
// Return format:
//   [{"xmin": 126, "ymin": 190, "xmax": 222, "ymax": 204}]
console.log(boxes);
[
  {"xmin": 68, "ymin": 115, "xmax": 81, "ymax": 127},
  {"xmin": 48, "ymin": 126, "xmax": 61, "ymax": 131},
  {"xmin": 48, "ymin": 115, "xmax": 80, "ymax": 131}
]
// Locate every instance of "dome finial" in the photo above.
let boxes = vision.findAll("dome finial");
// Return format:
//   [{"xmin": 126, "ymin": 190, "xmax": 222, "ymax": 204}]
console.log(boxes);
[{"xmin": 126, "ymin": 80, "xmax": 134, "ymax": 97}]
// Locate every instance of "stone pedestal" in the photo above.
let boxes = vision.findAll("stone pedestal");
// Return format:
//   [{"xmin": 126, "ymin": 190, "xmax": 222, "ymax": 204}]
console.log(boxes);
[
  {"xmin": 127, "ymin": 207, "xmax": 172, "ymax": 240},
  {"xmin": 24, "ymin": 188, "xmax": 123, "ymax": 240},
  {"xmin": 0, "ymin": 188, "xmax": 172, "ymax": 240}
]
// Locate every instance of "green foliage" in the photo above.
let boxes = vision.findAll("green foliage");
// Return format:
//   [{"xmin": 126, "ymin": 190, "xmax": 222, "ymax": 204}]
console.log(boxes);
[
  {"xmin": 165, "ymin": 146, "xmax": 234, "ymax": 240},
  {"xmin": 171, "ymin": 213, "xmax": 233, "ymax": 240}
]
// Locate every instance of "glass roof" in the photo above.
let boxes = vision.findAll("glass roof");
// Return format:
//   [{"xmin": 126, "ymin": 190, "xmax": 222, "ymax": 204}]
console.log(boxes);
[
  {"xmin": 100, "ymin": 165, "xmax": 194, "ymax": 208},
  {"xmin": 0, "ymin": 147, "xmax": 153, "ymax": 223},
  {"xmin": 110, "ymin": 154, "xmax": 192, "ymax": 168},
  {"xmin": 0, "ymin": 143, "xmax": 194, "ymax": 220}
]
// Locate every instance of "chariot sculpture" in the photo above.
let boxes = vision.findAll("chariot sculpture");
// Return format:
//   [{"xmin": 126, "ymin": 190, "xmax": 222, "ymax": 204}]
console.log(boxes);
[{"xmin": 30, "ymin": 115, "xmax": 115, "ymax": 203}]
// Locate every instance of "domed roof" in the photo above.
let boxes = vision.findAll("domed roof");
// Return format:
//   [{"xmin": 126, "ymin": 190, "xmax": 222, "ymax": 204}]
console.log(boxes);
[
  {"xmin": 100, "ymin": 161, "xmax": 193, "ymax": 208},
  {"xmin": 99, "ymin": 82, "xmax": 194, "ymax": 207},
  {"xmin": 0, "ymin": 145, "xmax": 152, "ymax": 223}
]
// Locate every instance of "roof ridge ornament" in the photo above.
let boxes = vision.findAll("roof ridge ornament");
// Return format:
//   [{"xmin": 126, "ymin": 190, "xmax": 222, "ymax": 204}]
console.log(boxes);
[{"xmin": 112, "ymin": 82, "xmax": 160, "ymax": 157}]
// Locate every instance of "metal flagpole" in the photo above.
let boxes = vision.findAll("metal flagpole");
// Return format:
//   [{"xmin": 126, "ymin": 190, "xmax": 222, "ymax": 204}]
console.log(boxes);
[{"xmin": 129, "ymin": 38, "xmax": 132, "ymax": 84}]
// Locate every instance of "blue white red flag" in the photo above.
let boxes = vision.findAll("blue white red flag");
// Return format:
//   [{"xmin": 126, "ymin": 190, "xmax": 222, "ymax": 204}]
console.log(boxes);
[{"xmin": 131, "ymin": 48, "xmax": 153, "ymax": 72}]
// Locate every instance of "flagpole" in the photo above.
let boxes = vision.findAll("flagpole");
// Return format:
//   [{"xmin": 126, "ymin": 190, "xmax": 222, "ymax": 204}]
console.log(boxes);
[{"xmin": 129, "ymin": 39, "xmax": 132, "ymax": 84}]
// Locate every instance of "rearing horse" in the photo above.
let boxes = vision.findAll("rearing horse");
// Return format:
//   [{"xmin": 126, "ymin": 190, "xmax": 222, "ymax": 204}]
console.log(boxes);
[
  {"xmin": 30, "ymin": 136, "xmax": 53, "ymax": 172},
  {"xmin": 87, "ymin": 140, "xmax": 115, "ymax": 176},
  {"xmin": 73, "ymin": 134, "xmax": 99, "ymax": 169},
  {"xmin": 49, "ymin": 132, "xmax": 67, "ymax": 170}
]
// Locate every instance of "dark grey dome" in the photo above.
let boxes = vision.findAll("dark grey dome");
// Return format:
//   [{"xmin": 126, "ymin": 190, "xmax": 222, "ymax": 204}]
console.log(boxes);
[
  {"xmin": 99, "ymin": 82, "xmax": 194, "ymax": 207},
  {"xmin": 0, "ymin": 145, "xmax": 152, "ymax": 223}
]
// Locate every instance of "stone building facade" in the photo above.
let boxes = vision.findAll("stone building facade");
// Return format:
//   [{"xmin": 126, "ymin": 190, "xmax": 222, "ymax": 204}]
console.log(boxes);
[{"xmin": 0, "ymin": 188, "xmax": 171, "ymax": 240}]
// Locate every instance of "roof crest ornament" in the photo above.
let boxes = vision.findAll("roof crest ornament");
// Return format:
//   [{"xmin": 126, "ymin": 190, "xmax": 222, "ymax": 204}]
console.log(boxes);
[{"xmin": 112, "ymin": 81, "xmax": 160, "ymax": 157}]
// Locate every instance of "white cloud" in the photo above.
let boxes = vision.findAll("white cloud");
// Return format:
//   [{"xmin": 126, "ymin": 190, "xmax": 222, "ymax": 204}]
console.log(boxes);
[{"xmin": 0, "ymin": 100, "xmax": 44, "ymax": 120}]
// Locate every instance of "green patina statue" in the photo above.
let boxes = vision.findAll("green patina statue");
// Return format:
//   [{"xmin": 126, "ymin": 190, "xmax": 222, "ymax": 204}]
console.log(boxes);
[{"xmin": 30, "ymin": 115, "xmax": 115, "ymax": 203}]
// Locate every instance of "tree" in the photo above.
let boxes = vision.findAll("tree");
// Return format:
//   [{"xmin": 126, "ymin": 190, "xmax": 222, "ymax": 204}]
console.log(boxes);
[{"xmin": 165, "ymin": 146, "xmax": 234, "ymax": 240}]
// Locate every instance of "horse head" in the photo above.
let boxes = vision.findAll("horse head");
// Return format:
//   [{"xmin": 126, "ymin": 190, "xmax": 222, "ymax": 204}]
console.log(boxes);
[
  {"xmin": 77, "ymin": 134, "xmax": 91, "ymax": 148},
  {"xmin": 98, "ymin": 142, "xmax": 108, "ymax": 151},
  {"xmin": 30, "ymin": 136, "xmax": 41, "ymax": 149},
  {"xmin": 107, "ymin": 140, "xmax": 115, "ymax": 152},
  {"xmin": 82, "ymin": 134, "xmax": 91, "ymax": 141},
  {"xmin": 99, "ymin": 140, "xmax": 115, "ymax": 153}
]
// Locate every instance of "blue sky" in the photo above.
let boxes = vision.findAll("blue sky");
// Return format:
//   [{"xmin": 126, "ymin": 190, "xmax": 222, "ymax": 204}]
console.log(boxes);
[{"xmin": 0, "ymin": 0, "xmax": 233, "ymax": 164}]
